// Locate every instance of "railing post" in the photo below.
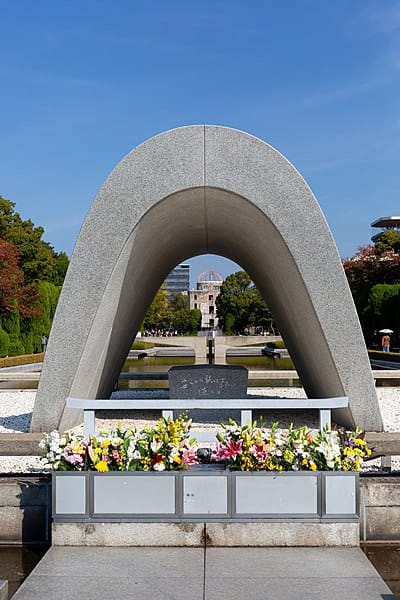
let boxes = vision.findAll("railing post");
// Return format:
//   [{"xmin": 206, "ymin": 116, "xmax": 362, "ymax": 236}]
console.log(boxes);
[
  {"xmin": 319, "ymin": 409, "xmax": 331, "ymax": 430},
  {"xmin": 162, "ymin": 410, "xmax": 174, "ymax": 421},
  {"xmin": 241, "ymin": 410, "xmax": 252, "ymax": 426},
  {"xmin": 84, "ymin": 410, "xmax": 95, "ymax": 437}
]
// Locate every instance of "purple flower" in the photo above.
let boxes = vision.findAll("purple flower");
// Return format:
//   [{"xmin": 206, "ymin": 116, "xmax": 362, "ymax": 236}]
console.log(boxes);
[{"xmin": 65, "ymin": 453, "xmax": 84, "ymax": 466}]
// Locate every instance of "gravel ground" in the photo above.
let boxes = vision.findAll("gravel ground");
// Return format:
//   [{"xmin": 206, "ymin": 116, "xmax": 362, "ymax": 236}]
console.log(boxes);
[{"xmin": 0, "ymin": 387, "xmax": 399, "ymax": 473}]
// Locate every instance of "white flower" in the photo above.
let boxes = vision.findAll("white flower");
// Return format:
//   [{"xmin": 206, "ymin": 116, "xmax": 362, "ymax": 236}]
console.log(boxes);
[
  {"xmin": 111, "ymin": 437, "xmax": 123, "ymax": 446},
  {"xmin": 315, "ymin": 432, "xmax": 341, "ymax": 469},
  {"xmin": 225, "ymin": 425, "xmax": 240, "ymax": 435},
  {"xmin": 127, "ymin": 446, "xmax": 138, "ymax": 460},
  {"xmin": 151, "ymin": 439, "xmax": 162, "ymax": 453},
  {"xmin": 169, "ymin": 449, "xmax": 179, "ymax": 463},
  {"xmin": 153, "ymin": 462, "xmax": 165, "ymax": 471}
]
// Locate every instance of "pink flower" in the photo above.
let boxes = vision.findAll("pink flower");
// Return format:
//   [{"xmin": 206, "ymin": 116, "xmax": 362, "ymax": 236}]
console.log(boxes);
[
  {"xmin": 253, "ymin": 443, "xmax": 269, "ymax": 463},
  {"xmin": 182, "ymin": 449, "xmax": 197, "ymax": 465},
  {"xmin": 214, "ymin": 439, "xmax": 243, "ymax": 461}
]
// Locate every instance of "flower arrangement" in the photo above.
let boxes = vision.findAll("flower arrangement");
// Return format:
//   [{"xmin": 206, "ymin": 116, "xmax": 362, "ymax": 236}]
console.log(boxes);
[
  {"xmin": 40, "ymin": 414, "xmax": 197, "ymax": 472},
  {"xmin": 40, "ymin": 416, "xmax": 371, "ymax": 473},
  {"xmin": 212, "ymin": 419, "xmax": 372, "ymax": 472}
]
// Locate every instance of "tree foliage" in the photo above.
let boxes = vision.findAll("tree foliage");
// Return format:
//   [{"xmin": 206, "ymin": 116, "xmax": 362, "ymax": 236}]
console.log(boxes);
[
  {"xmin": 216, "ymin": 271, "xmax": 272, "ymax": 334},
  {"xmin": 0, "ymin": 196, "xmax": 69, "ymax": 284},
  {"xmin": 168, "ymin": 293, "xmax": 201, "ymax": 333},
  {"xmin": 343, "ymin": 238, "xmax": 400, "ymax": 338},
  {"xmin": 364, "ymin": 284, "xmax": 400, "ymax": 336},
  {"xmin": 343, "ymin": 244, "xmax": 400, "ymax": 291},
  {"xmin": 143, "ymin": 290, "xmax": 202, "ymax": 334},
  {"xmin": 0, "ymin": 239, "xmax": 41, "ymax": 318},
  {"xmin": 0, "ymin": 194, "xmax": 68, "ymax": 356},
  {"xmin": 169, "ymin": 293, "xmax": 189, "ymax": 312},
  {"xmin": 0, "ymin": 239, "xmax": 24, "ymax": 315},
  {"xmin": 375, "ymin": 230, "xmax": 400, "ymax": 255},
  {"xmin": 143, "ymin": 288, "xmax": 172, "ymax": 330}
]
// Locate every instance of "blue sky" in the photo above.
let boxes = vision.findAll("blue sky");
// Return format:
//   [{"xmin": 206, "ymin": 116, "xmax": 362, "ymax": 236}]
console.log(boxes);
[{"xmin": 1, "ymin": 0, "xmax": 400, "ymax": 287}]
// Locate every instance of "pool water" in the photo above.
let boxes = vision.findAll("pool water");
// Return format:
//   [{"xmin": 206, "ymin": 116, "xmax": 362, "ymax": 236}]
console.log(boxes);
[
  {"xmin": 0, "ymin": 545, "xmax": 49, "ymax": 598},
  {"xmin": 362, "ymin": 544, "xmax": 400, "ymax": 598}
]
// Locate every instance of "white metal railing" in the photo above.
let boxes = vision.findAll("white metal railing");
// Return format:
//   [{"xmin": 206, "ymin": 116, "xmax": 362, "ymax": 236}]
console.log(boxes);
[{"xmin": 66, "ymin": 396, "xmax": 349, "ymax": 442}]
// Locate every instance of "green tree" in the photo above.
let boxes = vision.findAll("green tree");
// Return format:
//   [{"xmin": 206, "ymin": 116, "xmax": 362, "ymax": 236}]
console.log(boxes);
[
  {"xmin": 20, "ymin": 281, "xmax": 61, "ymax": 353},
  {"xmin": 216, "ymin": 271, "xmax": 272, "ymax": 334},
  {"xmin": 169, "ymin": 292, "xmax": 189, "ymax": 312},
  {"xmin": 52, "ymin": 251, "xmax": 69, "ymax": 286},
  {"xmin": 172, "ymin": 307, "xmax": 202, "ymax": 334},
  {"xmin": 0, "ymin": 311, "xmax": 24, "ymax": 356},
  {"xmin": 167, "ymin": 293, "xmax": 201, "ymax": 334},
  {"xmin": 375, "ymin": 230, "xmax": 400, "ymax": 255},
  {"xmin": 144, "ymin": 287, "xmax": 172, "ymax": 330},
  {"xmin": 343, "ymin": 245, "xmax": 400, "ymax": 335},
  {"xmin": 0, "ymin": 324, "xmax": 9, "ymax": 357},
  {"xmin": 364, "ymin": 284, "xmax": 400, "ymax": 335},
  {"xmin": 0, "ymin": 196, "xmax": 69, "ymax": 284},
  {"xmin": 0, "ymin": 195, "xmax": 68, "ymax": 355}
]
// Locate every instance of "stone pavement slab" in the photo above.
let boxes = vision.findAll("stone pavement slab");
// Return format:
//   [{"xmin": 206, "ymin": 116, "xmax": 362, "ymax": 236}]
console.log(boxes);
[
  {"xmin": 12, "ymin": 547, "xmax": 204, "ymax": 600},
  {"xmin": 205, "ymin": 548, "xmax": 396, "ymax": 599},
  {"xmin": 205, "ymin": 577, "xmax": 396, "ymax": 600},
  {"xmin": 205, "ymin": 547, "xmax": 379, "ymax": 578},
  {"xmin": 12, "ymin": 546, "xmax": 396, "ymax": 600}
]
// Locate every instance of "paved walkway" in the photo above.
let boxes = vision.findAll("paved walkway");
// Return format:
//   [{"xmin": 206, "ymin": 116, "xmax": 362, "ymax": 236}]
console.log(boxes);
[{"xmin": 12, "ymin": 547, "xmax": 396, "ymax": 599}]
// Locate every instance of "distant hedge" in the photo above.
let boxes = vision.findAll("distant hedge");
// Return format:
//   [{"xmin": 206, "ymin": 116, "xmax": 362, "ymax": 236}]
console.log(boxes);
[
  {"xmin": 131, "ymin": 341, "xmax": 155, "ymax": 350},
  {"xmin": 0, "ymin": 352, "xmax": 44, "ymax": 368}
]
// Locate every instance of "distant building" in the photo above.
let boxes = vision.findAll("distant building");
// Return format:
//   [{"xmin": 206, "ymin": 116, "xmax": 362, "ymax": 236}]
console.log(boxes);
[
  {"xmin": 371, "ymin": 216, "xmax": 400, "ymax": 243},
  {"xmin": 165, "ymin": 264, "xmax": 190, "ymax": 295},
  {"xmin": 189, "ymin": 269, "xmax": 224, "ymax": 329}
]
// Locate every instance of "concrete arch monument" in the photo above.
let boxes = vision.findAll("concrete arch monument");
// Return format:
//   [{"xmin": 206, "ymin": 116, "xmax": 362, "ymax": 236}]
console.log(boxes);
[{"xmin": 31, "ymin": 125, "xmax": 383, "ymax": 432}]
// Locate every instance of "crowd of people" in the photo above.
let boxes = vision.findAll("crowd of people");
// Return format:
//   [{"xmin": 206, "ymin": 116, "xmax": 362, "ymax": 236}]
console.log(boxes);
[{"xmin": 142, "ymin": 328, "xmax": 179, "ymax": 337}]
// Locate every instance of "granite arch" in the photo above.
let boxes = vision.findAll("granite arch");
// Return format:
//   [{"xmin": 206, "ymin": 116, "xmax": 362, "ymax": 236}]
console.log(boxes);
[{"xmin": 31, "ymin": 125, "xmax": 382, "ymax": 432}]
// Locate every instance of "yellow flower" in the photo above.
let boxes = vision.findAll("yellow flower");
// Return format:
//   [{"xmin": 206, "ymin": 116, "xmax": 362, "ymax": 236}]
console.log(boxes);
[
  {"xmin": 95, "ymin": 460, "xmax": 109, "ymax": 472},
  {"xmin": 310, "ymin": 461, "xmax": 317, "ymax": 471},
  {"xmin": 241, "ymin": 455, "xmax": 254, "ymax": 471},
  {"xmin": 342, "ymin": 458, "xmax": 351, "ymax": 471},
  {"xmin": 70, "ymin": 440, "xmax": 84, "ymax": 454},
  {"xmin": 173, "ymin": 455, "xmax": 182, "ymax": 464},
  {"xmin": 142, "ymin": 457, "xmax": 152, "ymax": 471}
]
